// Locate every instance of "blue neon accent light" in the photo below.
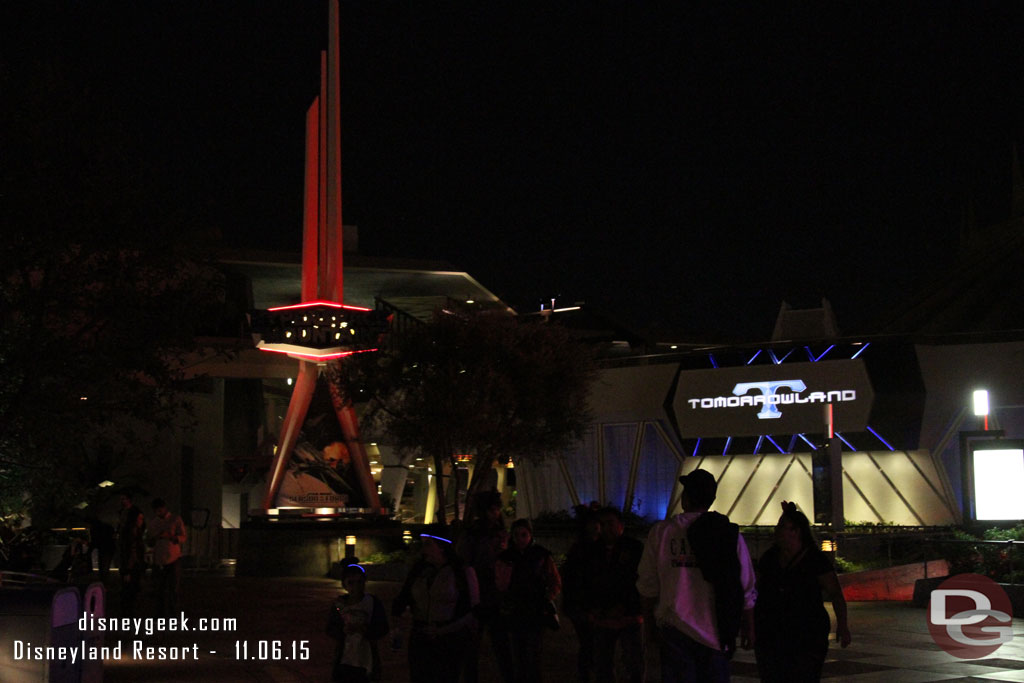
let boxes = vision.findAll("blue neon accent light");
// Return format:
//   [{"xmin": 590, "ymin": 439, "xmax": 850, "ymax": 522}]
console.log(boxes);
[
  {"xmin": 813, "ymin": 345, "xmax": 835, "ymax": 362},
  {"xmin": 722, "ymin": 436, "xmax": 732, "ymax": 456},
  {"xmin": 865, "ymin": 426, "xmax": 895, "ymax": 451},
  {"xmin": 776, "ymin": 348, "xmax": 795, "ymax": 364},
  {"xmin": 797, "ymin": 434, "xmax": 818, "ymax": 450},
  {"xmin": 754, "ymin": 435, "xmax": 764, "ymax": 455},
  {"xmin": 420, "ymin": 534, "xmax": 453, "ymax": 544},
  {"xmin": 746, "ymin": 349, "xmax": 761, "ymax": 365},
  {"xmin": 804, "ymin": 346, "xmax": 815, "ymax": 361},
  {"xmin": 343, "ymin": 563, "xmax": 366, "ymax": 574},
  {"xmin": 692, "ymin": 438, "xmax": 701, "ymax": 458},
  {"xmin": 764, "ymin": 435, "xmax": 786, "ymax": 454},
  {"xmin": 769, "ymin": 350, "xmax": 780, "ymax": 365},
  {"xmin": 708, "ymin": 354, "xmax": 718, "ymax": 369},
  {"xmin": 850, "ymin": 342, "xmax": 870, "ymax": 359},
  {"xmin": 835, "ymin": 432, "xmax": 857, "ymax": 451}
]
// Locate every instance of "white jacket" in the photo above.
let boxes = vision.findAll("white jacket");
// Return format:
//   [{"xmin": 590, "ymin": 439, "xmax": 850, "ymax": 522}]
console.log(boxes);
[{"xmin": 636, "ymin": 512, "xmax": 756, "ymax": 649}]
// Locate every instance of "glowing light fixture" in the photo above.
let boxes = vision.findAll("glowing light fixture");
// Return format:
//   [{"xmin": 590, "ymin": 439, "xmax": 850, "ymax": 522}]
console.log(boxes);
[
  {"xmin": 258, "ymin": 346, "xmax": 378, "ymax": 362},
  {"xmin": 268, "ymin": 300, "xmax": 372, "ymax": 312},
  {"xmin": 98, "ymin": 480, "xmax": 115, "ymax": 488},
  {"xmin": 821, "ymin": 539, "xmax": 836, "ymax": 552},
  {"xmin": 974, "ymin": 389, "xmax": 990, "ymax": 430}
]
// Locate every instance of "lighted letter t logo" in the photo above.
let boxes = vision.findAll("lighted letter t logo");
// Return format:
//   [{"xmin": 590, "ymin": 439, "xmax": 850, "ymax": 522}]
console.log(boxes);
[{"xmin": 732, "ymin": 380, "xmax": 807, "ymax": 419}]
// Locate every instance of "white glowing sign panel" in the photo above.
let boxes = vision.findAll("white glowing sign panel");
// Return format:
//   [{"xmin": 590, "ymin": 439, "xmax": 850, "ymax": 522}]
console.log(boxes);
[{"xmin": 973, "ymin": 447, "xmax": 1024, "ymax": 521}]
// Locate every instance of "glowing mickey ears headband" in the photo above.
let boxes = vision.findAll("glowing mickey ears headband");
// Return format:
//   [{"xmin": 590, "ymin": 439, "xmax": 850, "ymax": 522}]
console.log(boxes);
[{"xmin": 420, "ymin": 533, "xmax": 453, "ymax": 545}]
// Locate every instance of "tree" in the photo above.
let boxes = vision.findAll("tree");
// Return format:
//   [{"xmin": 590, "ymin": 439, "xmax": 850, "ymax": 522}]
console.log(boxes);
[
  {"xmin": 0, "ymin": 49, "xmax": 226, "ymax": 526},
  {"xmin": 0, "ymin": 240, "xmax": 226, "ymax": 525},
  {"xmin": 330, "ymin": 310, "xmax": 597, "ymax": 524}
]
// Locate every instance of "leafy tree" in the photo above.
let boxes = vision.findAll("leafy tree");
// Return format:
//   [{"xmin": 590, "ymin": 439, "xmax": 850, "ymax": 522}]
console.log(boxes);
[
  {"xmin": 330, "ymin": 311, "xmax": 597, "ymax": 523},
  {"xmin": 0, "ymin": 49, "xmax": 225, "ymax": 526}
]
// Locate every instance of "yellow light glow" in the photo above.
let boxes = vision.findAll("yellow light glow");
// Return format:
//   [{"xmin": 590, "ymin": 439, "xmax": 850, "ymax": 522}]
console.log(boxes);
[
  {"xmin": 345, "ymin": 535, "xmax": 357, "ymax": 546},
  {"xmin": 821, "ymin": 539, "xmax": 836, "ymax": 552}
]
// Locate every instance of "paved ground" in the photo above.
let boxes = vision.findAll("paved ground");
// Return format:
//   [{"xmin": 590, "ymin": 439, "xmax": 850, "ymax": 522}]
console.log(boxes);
[{"xmin": 41, "ymin": 570, "xmax": 1024, "ymax": 682}]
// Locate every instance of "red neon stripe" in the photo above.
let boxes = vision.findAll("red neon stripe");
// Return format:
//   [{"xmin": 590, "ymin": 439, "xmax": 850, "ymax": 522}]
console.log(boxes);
[{"xmin": 267, "ymin": 300, "xmax": 373, "ymax": 312}]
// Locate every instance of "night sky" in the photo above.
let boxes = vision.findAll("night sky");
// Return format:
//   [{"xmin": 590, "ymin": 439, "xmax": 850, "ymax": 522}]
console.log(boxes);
[{"xmin": 5, "ymin": 2, "xmax": 1024, "ymax": 340}]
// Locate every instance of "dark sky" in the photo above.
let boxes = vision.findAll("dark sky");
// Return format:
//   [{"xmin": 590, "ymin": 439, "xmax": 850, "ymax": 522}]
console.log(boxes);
[{"xmin": 5, "ymin": 2, "xmax": 1024, "ymax": 340}]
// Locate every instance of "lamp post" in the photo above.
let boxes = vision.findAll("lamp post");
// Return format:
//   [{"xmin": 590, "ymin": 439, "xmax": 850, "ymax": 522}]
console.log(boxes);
[{"xmin": 812, "ymin": 403, "xmax": 844, "ymax": 530}]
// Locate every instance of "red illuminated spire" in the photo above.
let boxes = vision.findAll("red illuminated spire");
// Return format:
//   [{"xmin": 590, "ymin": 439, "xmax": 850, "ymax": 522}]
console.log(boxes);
[{"xmin": 262, "ymin": 0, "xmax": 382, "ymax": 514}]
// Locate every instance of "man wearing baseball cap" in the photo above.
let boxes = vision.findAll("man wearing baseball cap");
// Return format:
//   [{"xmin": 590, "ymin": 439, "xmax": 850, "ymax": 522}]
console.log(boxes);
[{"xmin": 636, "ymin": 469, "xmax": 756, "ymax": 683}]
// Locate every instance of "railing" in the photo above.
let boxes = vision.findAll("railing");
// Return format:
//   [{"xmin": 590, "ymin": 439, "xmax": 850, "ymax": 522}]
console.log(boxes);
[
  {"xmin": 917, "ymin": 537, "xmax": 1024, "ymax": 586},
  {"xmin": 183, "ymin": 526, "xmax": 240, "ymax": 568},
  {"xmin": 740, "ymin": 526, "xmax": 961, "ymax": 574}
]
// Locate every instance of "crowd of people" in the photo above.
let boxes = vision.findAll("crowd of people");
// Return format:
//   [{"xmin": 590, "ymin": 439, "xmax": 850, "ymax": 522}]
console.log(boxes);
[
  {"xmin": 44, "ymin": 491, "xmax": 187, "ymax": 620},
  {"xmin": 328, "ymin": 470, "xmax": 850, "ymax": 683}
]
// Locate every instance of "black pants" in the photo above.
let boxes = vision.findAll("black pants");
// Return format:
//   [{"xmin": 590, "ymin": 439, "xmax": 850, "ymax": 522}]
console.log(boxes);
[
  {"xmin": 568, "ymin": 614, "xmax": 596, "ymax": 683},
  {"xmin": 153, "ymin": 559, "xmax": 181, "ymax": 617}
]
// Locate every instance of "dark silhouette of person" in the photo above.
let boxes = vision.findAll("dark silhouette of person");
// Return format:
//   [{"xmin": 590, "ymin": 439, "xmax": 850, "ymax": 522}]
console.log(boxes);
[
  {"xmin": 560, "ymin": 505, "xmax": 601, "ymax": 683},
  {"xmin": 494, "ymin": 518, "xmax": 562, "ymax": 683},
  {"xmin": 89, "ymin": 515, "xmax": 116, "ymax": 583},
  {"xmin": 117, "ymin": 492, "xmax": 146, "ymax": 616},
  {"xmin": 590, "ymin": 507, "xmax": 644, "ymax": 683},
  {"xmin": 146, "ymin": 498, "xmax": 186, "ymax": 617},
  {"xmin": 754, "ymin": 501, "xmax": 851, "ymax": 683},
  {"xmin": 456, "ymin": 490, "xmax": 507, "ymax": 683}
]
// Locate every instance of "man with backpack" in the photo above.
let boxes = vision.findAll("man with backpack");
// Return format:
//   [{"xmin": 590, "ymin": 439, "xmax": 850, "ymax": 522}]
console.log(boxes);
[{"xmin": 636, "ymin": 469, "xmax": 756, "ymax": 683}]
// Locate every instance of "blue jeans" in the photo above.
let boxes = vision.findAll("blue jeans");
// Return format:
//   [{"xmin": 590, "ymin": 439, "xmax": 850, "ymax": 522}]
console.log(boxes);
[{"xmin": 658, "ymin": 626, "xmax": 729, "ymax": 683}]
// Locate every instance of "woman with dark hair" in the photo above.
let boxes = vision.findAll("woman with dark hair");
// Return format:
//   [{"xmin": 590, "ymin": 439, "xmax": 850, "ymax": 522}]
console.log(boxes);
[
  {"xmin": 754, "ymin": 501, "xmax": 851, "ymax": 682},
  {"xmin": 392, "ymin": 529, "xmax": 480, "ymax": 683},
  {"xmin": 495, "ymin": 518, "xmax": 562, "ymax": 683}
]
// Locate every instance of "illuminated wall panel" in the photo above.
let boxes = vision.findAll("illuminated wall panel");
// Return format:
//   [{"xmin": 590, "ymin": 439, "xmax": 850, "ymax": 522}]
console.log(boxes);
[
  {"xmin": 563, "ymin": 425, "xmax": 599, "ymax": 507},
  {"xmin": 630, "ymin": 423, "xmax": 682, "ymax": 519},
  {"xmin": 514, "ymin": 457, "xmax": 564, "ymax": 520},
  {"xmin": 972, "ymin": 445, "xmax": 1024, "ymax": 521},
  {"xmin": 602, "ymin": 424, "xmax": 638, "ymax": 510},
  {"xmin": 677, "ymin": 450, "xmax": 956, "ymax": 526}
]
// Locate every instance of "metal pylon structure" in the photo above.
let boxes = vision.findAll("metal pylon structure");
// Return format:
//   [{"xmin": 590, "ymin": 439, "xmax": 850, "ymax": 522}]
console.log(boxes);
[{"xmin": 257, "ymin": 0, "xmax": 382, "ymax": 513}]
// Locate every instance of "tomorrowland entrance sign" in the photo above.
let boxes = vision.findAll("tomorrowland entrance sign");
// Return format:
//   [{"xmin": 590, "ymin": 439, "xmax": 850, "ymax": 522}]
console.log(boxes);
[{"xmin": 672, "ymin": 360, "xmax": 874, "ymax": 439}]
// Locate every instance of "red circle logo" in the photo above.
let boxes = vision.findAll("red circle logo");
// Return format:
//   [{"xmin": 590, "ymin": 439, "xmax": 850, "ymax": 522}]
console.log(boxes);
[{"xmin": 927, "ymin": 573, "xmax": 1014, "ymax": 658}]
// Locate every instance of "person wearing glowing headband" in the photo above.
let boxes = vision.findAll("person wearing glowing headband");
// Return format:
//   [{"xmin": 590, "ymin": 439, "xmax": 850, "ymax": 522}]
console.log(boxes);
[
  {"xmin": 327, "ymin": 562, "xmax": 389, "ymax": 682},
  {"xmin": 391, "ymin": 530, "xmax": 480, "ymax": 682}
]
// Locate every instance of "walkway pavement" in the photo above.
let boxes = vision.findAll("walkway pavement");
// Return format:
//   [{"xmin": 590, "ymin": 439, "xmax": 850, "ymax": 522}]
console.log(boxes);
[{"xmin": 86, "ymin": 570, "xmax": 1024, "ymax": 682}]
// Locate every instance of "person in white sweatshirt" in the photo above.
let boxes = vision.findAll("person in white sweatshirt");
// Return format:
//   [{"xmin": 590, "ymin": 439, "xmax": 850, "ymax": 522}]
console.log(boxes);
[{"xmin": 636, "ymin": 469, "xmax": 756, "ymax": 683}]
